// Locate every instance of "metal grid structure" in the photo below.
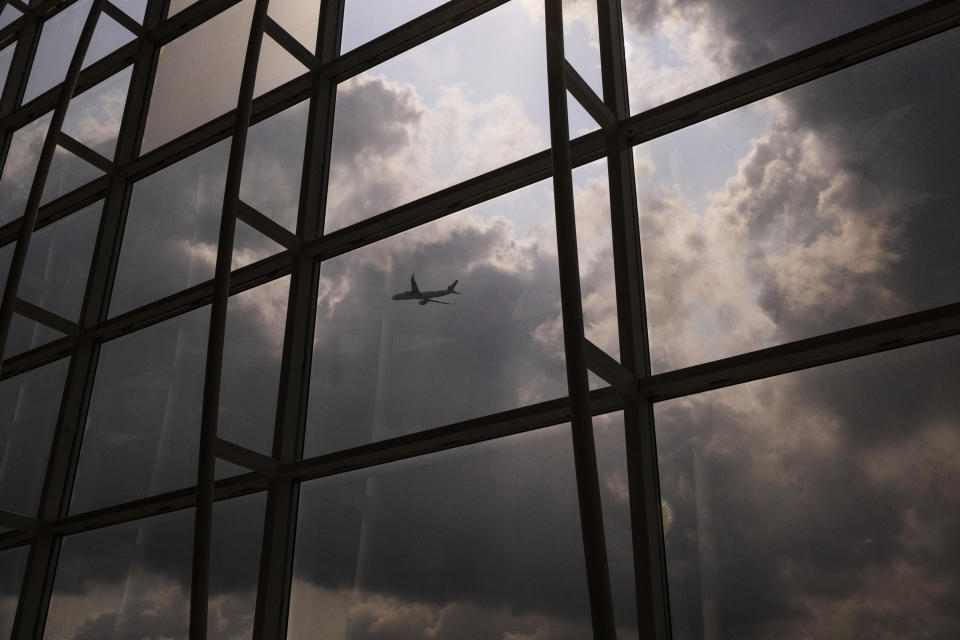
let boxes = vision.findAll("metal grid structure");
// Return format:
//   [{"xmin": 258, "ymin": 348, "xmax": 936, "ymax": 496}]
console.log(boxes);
[{"xmin": 0, "ymin": 0, "xmax": 958, "ymax": 638}]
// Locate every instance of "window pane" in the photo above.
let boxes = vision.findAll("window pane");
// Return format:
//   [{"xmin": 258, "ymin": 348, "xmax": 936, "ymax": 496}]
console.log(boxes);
[
  {"xmin": 20, "ymin": 201, "xmax": 102, "ymax": 321},
  {"xmin": 0, "ymin": 44, "xmax": 14, "ymax": 95},
  {"xmin": 656, "ymin": 335, "xmax": 960, "ymax": 638},
  {"xmin": 40, "ymin": 144, "xmax": 104, "ymax": 204},
  {"xmin": 305, "ymin": 180, "xmax": 565, "ymax": 456},
  {"xmin": 112, "ymin": 0, "xmax": 148, "ymax": 23},
  {"xmin": 289, "ymin": 424, "xmax": 592, "ymax": 639},
  {"xmin": 0, "ymin": 358, "xmax": 70, "ymax": 517},
  {"xmin": 0, "ymin": 4, "xmax": 21, "ymax": 30},
  {"xmin": 110, "ymin": 139, "xmax": 229, "ymax": 316},
  {"xmin": 639, "ymin": 30, "xmax": 960, "ymax": 372},
  {"xmin": 5, "ymin": 313, "xmax": 68, "ymax": 358},
  {"xmin": 267, "ymin": 0, "xmax": 322, "ymax": 51},
  {"xmin": 324, "ymin": 0, "xmax": 549, "ymax": 232},
  {"xmin": 622, "ymin": 0, "xmax": 923, "ymax": 113},
  {"xmin": 44, "ymin": 509, "xmax": 193, "ymax": 640},
  {"xmin": 71, "ymin": 307, "xmax": 209, "ymax": 513},
  {"xmin": 0, "ymin": 545, "xmax": 29, "ymax": 639},
  {"xmin": 0, "ymin": 113, "xmax": 51, "ymax": 226},
  {"xmin": 341, "ymin": 0, "xmax": 446, "ymax": 52},
  {"xmin": 62, "ymin": 65, "xmax": 133, "ymax": 160},
  {"xmin": 239, "ymin": 99, "xmax": 308, "ymax": 232},
  {"xmin": 218, "ymin": 276, "xmax": 289, "ymax": 460},
  {"xmin": 141, "ymin": 0, "xmax": 253, "ymax": 152}
]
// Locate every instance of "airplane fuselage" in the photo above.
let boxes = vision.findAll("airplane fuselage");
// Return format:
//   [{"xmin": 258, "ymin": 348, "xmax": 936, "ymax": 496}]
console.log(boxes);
[{"xmin": 391, "ymin": 289, "xmax": 454, "ymax": 300}]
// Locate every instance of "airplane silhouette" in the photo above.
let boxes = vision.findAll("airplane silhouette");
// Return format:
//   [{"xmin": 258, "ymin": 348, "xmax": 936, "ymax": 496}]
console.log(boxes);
[{"xmin": 392, "ymin": 274, "xmax": 460, "ymax": 305}]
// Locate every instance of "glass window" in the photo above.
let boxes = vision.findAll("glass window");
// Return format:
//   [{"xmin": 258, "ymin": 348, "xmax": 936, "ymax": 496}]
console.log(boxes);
[
  {"xmin": 638, "ymin": 29, "xmax": 960, "ymax": 372},
  {"xmin": 289, "ymin": 424, "xmax": 592, "ymax": 640},
  {"xmin": 112, "ymin": 0, "xmax": 148, "ymax": 24},
  {"xmin": 252, "ymin": 32, "xmax": 309, "ymax": 97},
  {"xmin": 5, "ymin": 314, "xmax": 67, "ymax": 357},
  {"xmin": 622, "ymin": 0, "xmax": 923, "ymax": 113},
  {"xmin": 324, "ymin": 0, "xmax": 549, "ymax": 232},
  {"xmin": 218, "ymin": 276, "xmax": 289, "ymax": 462},
  {"xmin": 0, "ymin": 4, "xmax": 21, "ymax": 30},
  {"xmin": 305, "ymin": 180, "xmax": 566, "ymax": 456},
  {"xmin": 20, "ymin": 201, "xmax": 102, "ymax": 321},
  {"xmin": 656, "ymin": 335, "xmax": 960, "ymax": 638},
  {"xmin": 40, "ymin": 144, "xmax": 105, "ymax": 204},
  {"xmin": 110, "ymin": 139, "xmax": 229, "ymax": 316},
  {"xmin": 0, "ymin": 44, "xmax": 15, "ymax": 95},
  {"xmin": 70, "ymin": 307, "xmax": 209, "ymax": 513},
  {"xmin": 0, "ymin": 546, "xmax": 29, "ymax": 639},
  {"xmin": 239, "ymin": 99, "xmax": 309, "ymax": 232},
  {"xmin": 62, "ymin": 65, "xmax": 133, "ymax": 160},
  {"xmin": 0, "ymin": 112, "xmax": 51, "ymax": 226},
  {"xmin": 0, "ymin": 358, "xmax": 70, "ymax": 517}
]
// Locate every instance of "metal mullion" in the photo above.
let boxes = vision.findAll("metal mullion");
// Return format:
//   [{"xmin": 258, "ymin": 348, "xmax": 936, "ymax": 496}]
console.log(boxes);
[
  {"xmin": 594, "ymin": 0, "xmax": 670, "ymax": 637},
  {"xmin": 0, "ymin": 385, "xmax": 623, "ymax": 553},
  {"xmin": 251, "ymin": 1, "xmax": 343, "ymax": 638},
  {"xmin": 544, "ymin": 1, "xmax": 616, "ymax": 637},
  {"xmin": 0, "ymin": 0, "xmax": 37, "ymax": 116},
  {"xmin": 190, "ymin": 0, "xmax": 269, "ymax": 637}
]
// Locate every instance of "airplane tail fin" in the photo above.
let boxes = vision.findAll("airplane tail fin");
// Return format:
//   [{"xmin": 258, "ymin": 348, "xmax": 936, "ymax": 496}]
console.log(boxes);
[{"xmin": 448, "ymin": 280, "xmax": 460, "ymax": 294}]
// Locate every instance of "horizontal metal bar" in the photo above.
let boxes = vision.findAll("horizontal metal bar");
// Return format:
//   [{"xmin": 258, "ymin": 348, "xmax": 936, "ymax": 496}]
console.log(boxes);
[
  {"xmin": 58, "ymin": 133, "xmax": 114, "ymax": 173},
  {"xmin": 0, "ymin": 336, "xmax": 72, "ymax": 380},
  {"xmin": 13, "ymin": 298, "xmax": 80, "ymax": 337},
  {"xmin": 622, "ymin": 0, "xmax": 960, "ymax": 147},
  {"xmin": 321, "ymin": 0, "xmax": 509, "ymax": 81},
  {"xmin": 216, "ymin": 438, "xmax": 279, "ymax": 476},
  {"xmin": 584, "ymin": 338, "xmax": 637, "ymax": 396},
  {"xmin": 264, "ymin": 15, "xmax": 317, "ymax": 72},
  {"xmin": 642, "ymin": 302, "xmax": 960, "ymax": 402},
  {"xmin": 0, "ymin": 179, "xmax": 109, "ymax": 248},
  {"xmin": 0, "ymin": 386, "xmax": 622, "ymax": 551},
  {"xmin": 564, "ymin": 60, "xmax": 615, "ymax": 131},
  {"xmin": 151, "ymin": 0, "xmax": 242, "ymax": 44},
  {"xmin": 237, "ymin": 199, "xmax": 299, "ymax": 250},
  {"xmin": 0, "ymin": 510, "xmax": 37, "ymax": 533}
]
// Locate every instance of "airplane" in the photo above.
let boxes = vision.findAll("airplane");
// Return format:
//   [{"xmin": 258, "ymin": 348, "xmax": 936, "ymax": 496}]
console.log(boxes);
[{"xmin": 392, "ymin": 274, "xmax": 460, "ymax": 305}]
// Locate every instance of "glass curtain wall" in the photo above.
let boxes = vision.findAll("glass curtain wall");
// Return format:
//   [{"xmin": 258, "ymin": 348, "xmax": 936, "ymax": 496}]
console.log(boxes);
[{"xmin": 0, "ymin": 1, "xmax": 958, "ymax": 639}]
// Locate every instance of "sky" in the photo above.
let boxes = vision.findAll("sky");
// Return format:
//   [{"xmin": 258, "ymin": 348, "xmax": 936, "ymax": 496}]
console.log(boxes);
[{"xmin": 1, "ymin": 0, "xmax": 959, "ymax": 639}]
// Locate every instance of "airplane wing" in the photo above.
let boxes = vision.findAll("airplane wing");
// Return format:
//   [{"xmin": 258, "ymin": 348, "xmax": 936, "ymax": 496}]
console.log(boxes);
[{"xmin": 410, "ymin": 274, "xmax": 421, "ymax": 295}]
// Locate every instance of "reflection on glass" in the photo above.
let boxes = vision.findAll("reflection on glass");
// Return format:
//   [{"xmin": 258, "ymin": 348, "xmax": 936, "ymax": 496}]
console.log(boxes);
[
  {"xmin": 573, "ymin": 158, "xmax": 619, "ymax": 362},
  {"xmin": 71, "ymin": 307, "xmax": 209, "ymax": 513},
  {"xmin": 562, "ymin": 0, "xmax": 602, "ymax": 95},
  {"xmin": 40, "ymin": 144, "xmax": 105, "ymax": 204},
  {"xmin": 594, "ymin": 412, "xmax": 639, "ymax": 640},
  {"xmin": 656, "ymin": 336, "xmax": 960, "ymax": 638},
  {"xmin": 62, "ymin": 65, "xmax": 133, "ymax": 160},
  {"xmin": 0, "ymin": 358, "xmax": 70, "ymax": 517},
  {"xmin": 141, "ymin": 0, "xmax": 253, "ymax": 152},
  {"xmin": 219, "ymin": 277, "xmax": 289, "ymax": 459},
  {"xmin": 240, "ymin": 99, "xmax": 308, "ymax": 232},
  {"xmin": 621, "ymin": 0, "xmax": 922, "ymax": 113},
  {"xmin": 45, "ymin": 508, "xmax": 193, "ymax": 640},
  {"xmin": 289, "ymin": 425, "xmax": 592, "ymax": 640},
  {"xmin": 111, "ymin": 139, "xmax": 229, "ymax": 316},
  {"xmin": 23, "ymin": 0, "xmax": 135, "ymax": 103},
  {"xmin": 267, "ymin": 0, "xmax": 322, "ymax": 51},
  {"xmin": 0, "ymin": 113, "xmax": 51, "ymax": 226},
  {"xmin": 231, "ymin": 219, "xmax": 285, "ymax": 271},
  {"xmin": 638, "ymin": 29, "xmax": 960, "ymax": 372},
  {"xmin": 0, "ymin": 546, "xmax": 29, "ymax": 639},
  {"xmin": 324, "ymin": 0, "xmax": 549, "ymax": 231},
  {"xmin": 341, "ymin": 0, "xmax": 446, "ymax": 52},
  {"xmin": 20, "ymin": 201, "xmax": 102, "ymax": 320},
  {"xmin": 305, "ymin": 180, "xmax": 565, "ymax": 456}
]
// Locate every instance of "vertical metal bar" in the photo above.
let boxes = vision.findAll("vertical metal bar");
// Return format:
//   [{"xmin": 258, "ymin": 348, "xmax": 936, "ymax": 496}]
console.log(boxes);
[
  {"xmin": 543, "ymin": 0, "xmax": 617, "ymax": 637},
  {"xmin": 251, "ymin": 3, "xmax": 343, "ymax": 639},
  {"xmin": 9, "ymin": 1, "xmax": 168, "ymax": 637},
  {"xmin": 595, "ymin": 0, "xmax": 672, "ymax": 637},
  {"xmin": 190, "ymin": 1, "xmax": 270, "ymax": 638}
]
